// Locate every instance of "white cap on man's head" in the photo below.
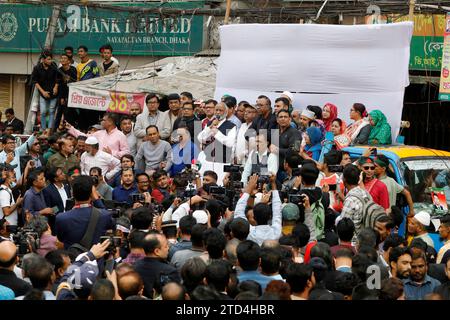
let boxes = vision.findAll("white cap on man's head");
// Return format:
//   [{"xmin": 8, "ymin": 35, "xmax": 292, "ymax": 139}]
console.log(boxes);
[
  {"xmin": 85, "ymin": 136, "xmax": 99, "ymax": 145},
  {"xmin": 301, "ymin": 109, "xmax": 315, "ymax": 120},
  {"xmin": 414, "ymin": 211, "xmax": 431, "ymax": 227},
  {"xmin": 281, "ymin": 91, "xmax": 294, "ymax": 103},
  {"xmin": 192, "ymin": 210, "xmax": 208, "ymax": 224}
]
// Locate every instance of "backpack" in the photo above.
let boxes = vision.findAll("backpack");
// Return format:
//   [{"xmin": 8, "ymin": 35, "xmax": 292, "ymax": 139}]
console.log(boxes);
[
  {"xmin": 311, "ymin": 197, "xmax": 325, "ymax": 240},
  {"xmin": 350, "ymin": 193, "xmax": 387, "ymax": 229}
]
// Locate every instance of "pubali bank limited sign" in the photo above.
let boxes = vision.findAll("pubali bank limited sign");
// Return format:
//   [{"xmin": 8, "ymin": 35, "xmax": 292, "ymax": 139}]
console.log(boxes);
[{"xmin": 0, "ymin": 2, "xmax": 204, "ymax": 56}]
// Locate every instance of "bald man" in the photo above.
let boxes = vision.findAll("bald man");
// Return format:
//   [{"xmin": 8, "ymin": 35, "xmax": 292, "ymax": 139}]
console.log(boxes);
[
  {"xmin": 162, "ymin": 282, "xmax": 186, "ymax": 300},
  {"xmin": 118, "ymin": 271, "xmax": 144, "ymax": 299},
  {"xmin": 0, "ymin": 241, "xmax": 32, "ymax": 296}
]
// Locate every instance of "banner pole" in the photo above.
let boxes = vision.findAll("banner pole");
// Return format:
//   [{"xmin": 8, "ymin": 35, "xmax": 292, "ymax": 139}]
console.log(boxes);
[{"xmin": 224, "ymin": 0, "xmax": 232, "ymax": 24}]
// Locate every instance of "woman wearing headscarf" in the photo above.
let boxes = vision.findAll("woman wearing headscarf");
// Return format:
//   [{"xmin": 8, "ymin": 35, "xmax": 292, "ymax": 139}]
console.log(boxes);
[
  {"xmin": 306, "ymin": 105, "xmax": 326, "ymax": 139},
  {"xmin": 345, "ymin": 103, "xmax": 371, "ymax": 145},
  {"xmin": 301, "ymin": 126, "xmax": 323, "ymax": 161},
  {"xmin": 322, "ymin": 103, "xmax": 338, "ymax": 132},
  {"xmin": 368, "ymin": 110, "xmax": 392, "ymax": 145},
  {"xmin": 330, "ymin": 118, "xmax": 349, "ymax": 150}
]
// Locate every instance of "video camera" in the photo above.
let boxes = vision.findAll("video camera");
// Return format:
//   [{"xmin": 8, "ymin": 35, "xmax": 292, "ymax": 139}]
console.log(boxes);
[
  {"xmin": 224, "ymin": 165, "xmax": 242, "ymax": 173},
  {"xmin": 9, "ymin": 226, "xmax": 39, "ymax": 255}
]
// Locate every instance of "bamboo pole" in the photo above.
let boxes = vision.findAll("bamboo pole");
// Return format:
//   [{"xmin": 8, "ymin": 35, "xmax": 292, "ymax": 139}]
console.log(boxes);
[{"xmin": 224, "ymin": 0, "xmax": 232, "ymax": 24}]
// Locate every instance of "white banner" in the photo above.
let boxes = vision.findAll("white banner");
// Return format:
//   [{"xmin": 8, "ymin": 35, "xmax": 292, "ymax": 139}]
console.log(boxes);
[
  {"xmin": 215, "ymin": 22, "xmax": 414, "ymax": 139},
  {"xmin": 68, "ymin": 86, "xmax": 147, "ymax": 115}
]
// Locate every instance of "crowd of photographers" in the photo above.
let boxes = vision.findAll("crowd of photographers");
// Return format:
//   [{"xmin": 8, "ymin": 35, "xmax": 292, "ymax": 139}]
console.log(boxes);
[{"xmin": 0, "ymin": 90, "xmax": 449, "ymax": 301}]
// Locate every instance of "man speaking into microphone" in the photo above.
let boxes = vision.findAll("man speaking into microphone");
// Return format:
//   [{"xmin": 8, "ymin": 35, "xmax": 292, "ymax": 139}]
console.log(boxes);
[{"xmin": 197, "ymin": 102, "xmax": 237, "ymax": 185}]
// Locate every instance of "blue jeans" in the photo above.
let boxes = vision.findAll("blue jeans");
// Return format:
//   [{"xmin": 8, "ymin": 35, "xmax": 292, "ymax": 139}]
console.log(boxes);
[{"xmin": 39, "ymin": 96, "xmax": 57, "ymax": 129}]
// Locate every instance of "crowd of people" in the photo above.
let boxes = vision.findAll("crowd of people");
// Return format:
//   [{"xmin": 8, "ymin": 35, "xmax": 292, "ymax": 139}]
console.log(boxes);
[{"xmin": 0, "ymin": 46, "xmax": 449, "ymax": 301}]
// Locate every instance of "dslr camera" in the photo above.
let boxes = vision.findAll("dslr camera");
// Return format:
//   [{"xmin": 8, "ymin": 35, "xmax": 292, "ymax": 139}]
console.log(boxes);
[
  {"xmin": 131, "ymin": 193, "xmax": 145, "ymax": 203},
  {"xmin": 99, "ymin": 235, "xmax": 122, "ymax": 256},
  {"xmin": 257, "ymin": 175, "xmax": 270, "ymax": 184},
  {"xmin": 288, "ymin": 193, "xmax": 306, "ymax": 205}
]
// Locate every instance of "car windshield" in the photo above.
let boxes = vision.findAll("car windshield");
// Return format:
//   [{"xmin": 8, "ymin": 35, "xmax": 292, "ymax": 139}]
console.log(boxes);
[{"xmin": 400, "ymin": 158, "xmax": 450, "ymax": 214}]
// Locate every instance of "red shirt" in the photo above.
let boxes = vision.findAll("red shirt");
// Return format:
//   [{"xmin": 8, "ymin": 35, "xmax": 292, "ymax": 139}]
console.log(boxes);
[{"xmin": 364, "ymin": 178, "xmax": 390, "ymax": 210}]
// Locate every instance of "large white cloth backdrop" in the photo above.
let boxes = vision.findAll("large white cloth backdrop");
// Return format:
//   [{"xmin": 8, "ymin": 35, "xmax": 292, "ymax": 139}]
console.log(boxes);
[{"xmin": 215, "ymin": 22, "xmax": 413, "ymax": 139}]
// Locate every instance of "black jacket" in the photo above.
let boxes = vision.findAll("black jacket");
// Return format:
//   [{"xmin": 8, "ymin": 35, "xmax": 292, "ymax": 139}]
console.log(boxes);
[
  {"xmin": 248, "ymin": 113, "xmax": 278, "ymax": 143},
  {"xmin": 4, "ymin": 118, "xmax": 24, "ymax": 134},
  {"xmin": 43, "ymin": 183, "xmax": 72, "ymax": 234},
  {"xmin": 0, "ymin": 268, "xmax": 32, "ymax": 297},
  {"xmin": 42, "ymin": 183, "xmax": 72, "ymax": 213},
  {"xmin": 277, "ymin": 126, "xmax": 302, "ymax": 168},
  {"xmin": 134, "ymin": 257, "xmax": 181, "ymax": 298}
]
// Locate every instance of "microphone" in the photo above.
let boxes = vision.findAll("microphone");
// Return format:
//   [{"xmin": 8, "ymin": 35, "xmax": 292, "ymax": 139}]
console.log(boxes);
[{"xmin": 209, "ymin": 116, "xmax": 218, "ymax": 127}]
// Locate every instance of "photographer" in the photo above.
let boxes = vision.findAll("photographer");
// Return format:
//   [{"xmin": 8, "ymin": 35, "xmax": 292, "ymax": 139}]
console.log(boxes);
[
  {"xmin": 89, "ymin": 167, "xmax": 113, "ymax": 201},
  {"xmin": 0, "ymin": 163, "xmax": 24, "ymax": 227},
  {"xmin": 234, "ymin": 174, "xmax": 282, "ymax": 246},
  {"xmin": 241, "ymin": 133, "xmax": 278, "ymax": 186},
  {"xmin": 130, "ymin": 173, "xmax": 152, "ymax": 209},
  {"xmin": 26, "ymin": 215, "xmax": 59, "ymax": 257},
  {"xmin": 281, "ymin": 152, "xmax": 303, "ymax": 193},
  {"xmin": 0, "ymin": 218, "xmax": 11, "ymax": 241},
  {"xmin": 291, "ymin": 162, "xmax": 330, "ymax": 242}
]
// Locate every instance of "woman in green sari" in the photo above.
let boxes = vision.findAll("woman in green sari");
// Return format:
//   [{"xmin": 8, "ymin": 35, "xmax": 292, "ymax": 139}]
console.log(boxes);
[{"xmin": 368, "ymin": 110, "xmax": 392, "ymax": 145}]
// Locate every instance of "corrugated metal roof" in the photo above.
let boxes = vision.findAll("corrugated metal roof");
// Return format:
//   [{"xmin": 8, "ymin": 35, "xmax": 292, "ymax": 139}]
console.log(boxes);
[{"xmin": 69, "ymin": 56, "xmax": 218, "ymax": 99}]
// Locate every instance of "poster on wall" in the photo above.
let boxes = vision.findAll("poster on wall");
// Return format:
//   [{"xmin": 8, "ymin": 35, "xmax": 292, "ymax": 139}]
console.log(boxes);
[{"xmin": 438, "ymin": 13, "xmax": 450, "ymax": 101}]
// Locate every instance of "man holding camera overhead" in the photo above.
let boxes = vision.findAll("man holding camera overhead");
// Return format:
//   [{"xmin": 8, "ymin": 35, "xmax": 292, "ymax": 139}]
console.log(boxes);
[{"xmin": 241, "ymin": 133, "xmax": 278, "ymax": 186}]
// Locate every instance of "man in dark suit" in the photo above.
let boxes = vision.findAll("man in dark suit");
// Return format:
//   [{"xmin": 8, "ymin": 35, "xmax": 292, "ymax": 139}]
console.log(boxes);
[
  {"xmin": 0, "ymin": 240, "xmax": 32, "ymax": 296},
  {"xmin": 4, "ymin": 108, "xmax": 24, "ymax": 134},
  {"xmin": 43, "ymin": 166, "xmax": 72, "ymax": 234},
  {"xmin": 55, "ymin": 175, "xmax": 114, "ymax": 250},
  {"xmin": 134, "ymin": 233, "xmax": 181, "ymax": 299}
]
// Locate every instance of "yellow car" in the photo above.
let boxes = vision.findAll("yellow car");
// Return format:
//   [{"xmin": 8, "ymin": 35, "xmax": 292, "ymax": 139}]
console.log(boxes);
[{"xmin": 344, "ymin": 145, "xmax": 450, "ymax": 250}]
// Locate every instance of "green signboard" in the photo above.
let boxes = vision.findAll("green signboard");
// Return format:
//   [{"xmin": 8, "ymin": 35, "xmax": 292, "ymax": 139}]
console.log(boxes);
[
  {"xmin": 0, "ymin": 2, "xmax": 204, "ymax": 56},
  {"xmin": 410, "ymin": 36, "xmax": 444, "ymax": 71}
]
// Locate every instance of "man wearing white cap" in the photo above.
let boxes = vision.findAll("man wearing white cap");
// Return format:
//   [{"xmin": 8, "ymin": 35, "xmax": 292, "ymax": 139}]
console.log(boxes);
[
  {"xmin": 408, "ymin": 211, "xmax": 435, "ymax": 249},
  {"xmin": 299, "ymin": 109, "xmax": 315, "ymax": 134},
  {"xmin": 281, "ymin": 91, "xmax": 294, "ymax": 106},
  {"xmin": 80, "ymin": 136, "xmax": 121, "ymax": 181}
]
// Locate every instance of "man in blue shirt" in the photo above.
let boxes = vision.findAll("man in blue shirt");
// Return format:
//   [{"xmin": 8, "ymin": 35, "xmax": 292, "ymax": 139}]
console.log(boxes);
[
  {"xmin": 55, "ymin": 175, "xmax": 114, "ymax": 249},
  {"xmin": 23, "ymin": 168, "xmax": 54, "ymax": 217},
  {"xmin": 112, "ymin": 168, "xmax": 137, "ymax": 205},
  {"xmin": 0, "ymin": 134, "xmax": 36, "ymax": 181},
  {"xmin": 403, "ymin": 251, "xmax": 441, "ymax": 300}
]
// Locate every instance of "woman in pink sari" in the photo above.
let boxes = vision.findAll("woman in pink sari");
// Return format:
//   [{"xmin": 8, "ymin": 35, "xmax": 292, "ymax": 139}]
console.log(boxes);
[{"xmin": 322, "ymin": 103, "xmax": 338, "ymax": 132}]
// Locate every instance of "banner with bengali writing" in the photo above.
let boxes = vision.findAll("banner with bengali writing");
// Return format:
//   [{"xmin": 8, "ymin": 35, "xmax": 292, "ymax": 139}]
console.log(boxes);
[
  {"xmin": 393, "ymin": 14, "xmax": 445, "ymax": 71},
  {"xmin": 68, "ymin": 86, "xmax": 146, "ymax": 114},
  {"xmin": 438, "ymin": 13, "xmax": 450, "ymax": 101}
]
